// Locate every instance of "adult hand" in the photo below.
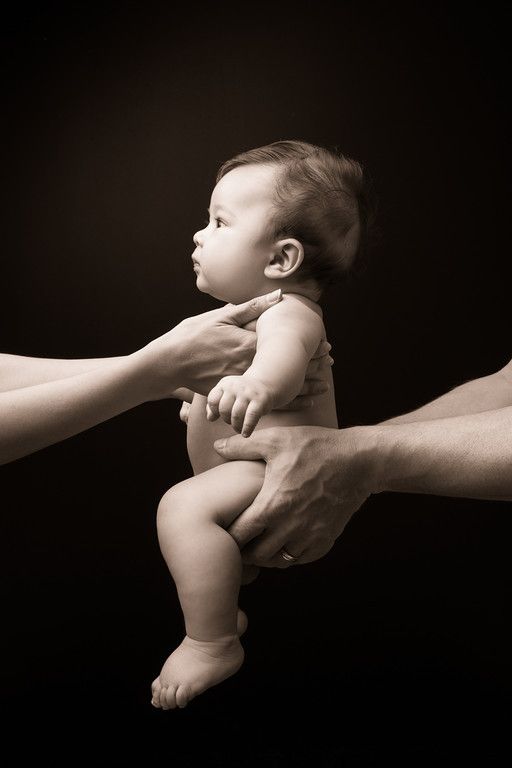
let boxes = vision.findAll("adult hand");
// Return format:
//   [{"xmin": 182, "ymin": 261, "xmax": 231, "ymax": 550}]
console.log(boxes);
[
  {"xmin": 277, "ymin": 340, "xmax": 333, "ymax": 411},
  {"xmin": 134, "ymin": 289, "xmax": 283, "ymax": 400},
  {"xmin": 179, "ymin": 401, "xmax": 191, "ymax": 424},
  {"xmin": 214, "ymin": 425, "xmax": 373, "ymax": 568},
  {"xmin": 177, "ymin": 340, "xmax": 332, "ymax": 425}
]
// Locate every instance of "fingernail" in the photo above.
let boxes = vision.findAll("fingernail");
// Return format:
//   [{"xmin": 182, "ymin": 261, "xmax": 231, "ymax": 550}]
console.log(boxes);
[
  {"xmin": 268, "ymin": 288, "xmax": 282, "ymax": 304},
  {"xmin": 214, "ymin": 438, "xmax": 226, "ymax": 451}
]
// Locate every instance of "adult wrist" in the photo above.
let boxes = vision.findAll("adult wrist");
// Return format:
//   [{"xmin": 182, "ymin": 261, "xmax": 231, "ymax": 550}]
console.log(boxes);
[
  {"xmin": 128, "ymin": 342, "xmax": 182, "ymax": 402},
  {"xmin": 335, "ymin": 424, "xmax": 391, "ymax": 496},
  {"xmin": 360, "ymin": 423, "xmax": 417, "ymax": 494}
]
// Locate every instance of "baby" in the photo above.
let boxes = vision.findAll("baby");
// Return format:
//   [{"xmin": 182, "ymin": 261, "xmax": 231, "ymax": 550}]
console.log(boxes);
[{"xmin": 151, "ymin": 140, "xmax": 369, "ymax": 709}]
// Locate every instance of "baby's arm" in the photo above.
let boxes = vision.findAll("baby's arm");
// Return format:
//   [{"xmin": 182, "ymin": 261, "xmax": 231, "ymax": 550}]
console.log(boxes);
[{"xmin": 207, "ymin": 295, "xmax": 324, "ymax": 436}]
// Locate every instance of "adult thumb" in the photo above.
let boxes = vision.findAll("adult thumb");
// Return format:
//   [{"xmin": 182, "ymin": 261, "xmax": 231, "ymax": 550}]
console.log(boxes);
[
  {"xmin": 224, "ymin": 289, "xmax": 282, "ymax": 327},
  {"xmin": 214, "ymin": 433, "xmax": 268, "ymax": 462}
]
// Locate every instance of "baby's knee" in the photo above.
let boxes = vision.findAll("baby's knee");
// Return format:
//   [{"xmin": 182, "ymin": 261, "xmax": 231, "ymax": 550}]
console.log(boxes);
[{"xmin": 157, "ymin": 481, "xmax": 195, "ymax": 528}]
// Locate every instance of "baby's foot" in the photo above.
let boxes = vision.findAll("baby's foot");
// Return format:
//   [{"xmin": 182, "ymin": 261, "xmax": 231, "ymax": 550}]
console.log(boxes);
[
  {"xmin": 151, "ymin": 610, "xmax": 247, "ymax": 710},
  {"xmin": 151, "ymin": 633, "xmax": 244, "ymax": 709}
]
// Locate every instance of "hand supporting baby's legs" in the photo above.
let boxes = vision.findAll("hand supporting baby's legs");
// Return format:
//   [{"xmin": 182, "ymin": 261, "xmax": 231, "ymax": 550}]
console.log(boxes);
[{"xmin": 151, "ymin": 460, "xmax": 264, "ymax": 709}]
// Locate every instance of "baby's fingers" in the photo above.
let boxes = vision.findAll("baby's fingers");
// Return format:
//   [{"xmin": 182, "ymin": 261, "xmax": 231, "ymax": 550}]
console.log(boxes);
[
  {"xmin": 231, "ymin": 397, "xmax": 250, "ymax": 434},
  {"xmin": 218, "ymin": 391, "xmax": 237, "ymax": 425},
  {"xmin": 207, "ymin": 385, "xmax": 224, "ymax": 421},
  {"xmin": 241, "ymin": 401, "xmax": 264, "ymax": 438}
]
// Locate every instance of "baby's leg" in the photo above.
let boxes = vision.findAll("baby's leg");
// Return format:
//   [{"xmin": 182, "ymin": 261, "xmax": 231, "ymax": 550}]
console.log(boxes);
[{"xmin": 151, "ymin": 460, "xmax": 264, "ymax": 710}]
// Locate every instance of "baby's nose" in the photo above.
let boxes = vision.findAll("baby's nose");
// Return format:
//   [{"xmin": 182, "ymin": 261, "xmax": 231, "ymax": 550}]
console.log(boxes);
[{"xmin": 193, "ymin": 228, "xmax": 204, "ymax": 247}]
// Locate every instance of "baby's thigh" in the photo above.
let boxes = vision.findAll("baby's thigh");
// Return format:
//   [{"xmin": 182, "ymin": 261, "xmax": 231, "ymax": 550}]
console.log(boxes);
[{"xmin": 177, "ymin": 460, "xmax": 265, "ymax": 529}]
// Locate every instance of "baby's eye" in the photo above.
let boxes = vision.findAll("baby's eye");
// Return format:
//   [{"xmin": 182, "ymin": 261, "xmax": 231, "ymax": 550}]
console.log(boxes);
[{"xmin": 215, "ymin": 218, "xmax": 226, "ymax": 228}]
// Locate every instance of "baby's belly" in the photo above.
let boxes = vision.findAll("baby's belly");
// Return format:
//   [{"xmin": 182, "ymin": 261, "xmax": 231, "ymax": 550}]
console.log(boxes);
[{"xmin": 186, "ymin": 370, "xmax": 338, "ymax": 476}]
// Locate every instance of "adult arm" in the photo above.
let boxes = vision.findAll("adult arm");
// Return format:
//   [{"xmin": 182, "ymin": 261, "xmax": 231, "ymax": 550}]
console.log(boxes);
[
  {"xmin": 0, "ymin": 291, "xmax": 282, "ymax": 465},
  {"xmin": 383, "ymin": 358, "xmax": 512, "ymax": 423},
  {"xmin": 0, "ymin": 353, "xmax": 195, "ymax": 402},
  {"xmin": 0, "ymin": 353, "xmax": 121, "ymax": 391},
  {"xmin": 213, "ymin": 358, "xmax": 512, "ymax": 567}
]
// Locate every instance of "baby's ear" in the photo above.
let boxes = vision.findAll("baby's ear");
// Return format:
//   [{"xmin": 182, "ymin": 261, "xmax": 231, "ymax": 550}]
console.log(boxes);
[{"xmin": 264, "ymin": 238, "xmax": 304, "ymax": 279}]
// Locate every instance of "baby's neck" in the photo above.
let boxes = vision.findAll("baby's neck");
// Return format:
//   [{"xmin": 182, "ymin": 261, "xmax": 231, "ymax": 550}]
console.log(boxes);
[
  {"xmin": 250, "ymin": 279, "xmax": 321, "ymax": 305},
  {"xmin": 281, "ymin": 282, "xmax": 322, "ymax": 304},
  {"xmin": 218, "ymin": 280, "xmax": 321, "ymax": 306}
]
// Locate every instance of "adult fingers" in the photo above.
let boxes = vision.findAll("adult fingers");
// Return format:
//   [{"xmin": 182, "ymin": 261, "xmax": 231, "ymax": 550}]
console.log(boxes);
[
  {"xmin": 304, "ymin": 352, "xmax": 333, "ymax": 381},
  {"xmin": 311, "ymin": 339, "xmax": 332, "ymax": 359},
  {"xmin": 275, "ymin": 381, "xmax": 329, "ymax": 412},
  {"xmin": 241, "ymin": 530, "xmax": 301, "ymax": 567},
  {"xmin": 227, "ymin": 500, "xmax": 267, "ymax": 549},
  {"xmin": 179, "ymin": 401, "xmax": 191, "ymax": 423},
  {"xmin": 214, "ymin": 429, "xmax": 276, "ymax": 462},
  {"xmin": 253, "ymin": 538, "xmax": 334, "ymax": 569},
  {"xmin": 275, "ymin": 396, "xmax": 314, "ymax": 412},
  {"xmin": 300, "ymin": 379, "xmax": 330, "ymax": 397},
  {"xmin": 222, "ymin": 289, "xmax": 282, "ymax": 327}
]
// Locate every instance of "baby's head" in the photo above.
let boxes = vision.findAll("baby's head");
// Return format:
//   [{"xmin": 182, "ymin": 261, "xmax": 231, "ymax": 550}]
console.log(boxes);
[{"xmin": 191, "ymin": 140, "xmax": 371, "ymax": 304}]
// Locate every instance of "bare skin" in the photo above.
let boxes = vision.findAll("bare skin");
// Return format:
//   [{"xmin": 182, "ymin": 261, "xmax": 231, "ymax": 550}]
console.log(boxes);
[
  {"xmin": 0, "ymin": 292, "xmax": 332, "ymax": 466},
  {"xmin": 0, "ymin": 291, "xmax": 287, "ymax": 466},
  {"xmin": 151, "ymin": 161, "xmax": 354, "ymax": 709},
  {"xmin": 211, "ymin": 357, "xmax": 512, "ymax": 571},
  {"xmin": 151, "ymin": 295, "xmax": 338, "ymax": 709}
]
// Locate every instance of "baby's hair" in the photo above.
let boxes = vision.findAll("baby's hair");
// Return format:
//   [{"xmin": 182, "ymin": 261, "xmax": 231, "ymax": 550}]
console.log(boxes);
[{"xmin": 217, "ymin": 140, "xmax": 374, "ymax": 288}]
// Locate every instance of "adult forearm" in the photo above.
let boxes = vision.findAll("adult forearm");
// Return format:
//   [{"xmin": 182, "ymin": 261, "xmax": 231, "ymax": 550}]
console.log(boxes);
[
  {"xmin": 365, "ymin": 406, "xmax": 512, "ymax": 500},
  {"xmin": 0, "ymin": 353, "xmax": 123, "ymax": 392},
  {"xmin": 0, "ymin": 354, "xmax": 180, "ymax": 465},
  {"xmin": 382, "ymin": 368, "xmax": 512, "ymax": 424},
  {"xmin": 0, "ymin": 353, "xmax": 189, "ymax": 400}
]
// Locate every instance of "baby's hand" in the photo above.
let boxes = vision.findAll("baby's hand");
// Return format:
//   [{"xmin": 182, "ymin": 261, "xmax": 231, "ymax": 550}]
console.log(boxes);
[{"xmin": 206, "ymin": 375, "xmax": 274, "ymax": 437}]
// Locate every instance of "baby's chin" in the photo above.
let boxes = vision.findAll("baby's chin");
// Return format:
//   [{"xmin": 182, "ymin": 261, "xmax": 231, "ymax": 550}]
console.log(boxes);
[{"xmin": 195, "ymin": 276, "xmax": 255, "ymax": 305}]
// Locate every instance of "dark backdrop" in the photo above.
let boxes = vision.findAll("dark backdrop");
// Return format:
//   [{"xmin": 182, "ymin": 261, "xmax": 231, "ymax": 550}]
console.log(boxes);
[{"xmin": 1, "ymin": 2, "xmax": 511, "ymax": 765}]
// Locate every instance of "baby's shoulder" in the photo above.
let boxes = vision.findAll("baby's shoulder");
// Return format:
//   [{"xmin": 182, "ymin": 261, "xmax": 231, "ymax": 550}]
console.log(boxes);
[
  {"xmin": 256, "ymin": 292, "xmax": 326, "ymax": 347},
  {"xmin": 281, "ymin": 291, "xmax": 323, "ymax": 318},
  {"xmin": 263, "ymin": 292, "xmax": 324, "ymax": 330}
]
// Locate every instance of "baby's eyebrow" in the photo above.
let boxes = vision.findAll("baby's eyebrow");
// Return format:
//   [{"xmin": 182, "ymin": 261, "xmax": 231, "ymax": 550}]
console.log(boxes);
[{"xmin": 208, "ymin": 204, "xmax": 235, "ymax": 218}]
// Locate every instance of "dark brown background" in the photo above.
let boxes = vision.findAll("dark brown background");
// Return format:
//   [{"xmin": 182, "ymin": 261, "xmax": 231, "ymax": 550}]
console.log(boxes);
[{"xmin": 1, "ymin": 2, "xmax": 510, "ymax": 765}]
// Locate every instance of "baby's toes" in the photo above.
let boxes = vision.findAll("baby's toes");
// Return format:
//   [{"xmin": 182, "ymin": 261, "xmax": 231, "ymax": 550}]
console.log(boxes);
[
  {"xmin": 151, "ymin": 677, "xmax": 162, "ymax": 708},
  {"xmin": 176, "ymin": 684, "xmax": 192, "ymax": 709}
]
